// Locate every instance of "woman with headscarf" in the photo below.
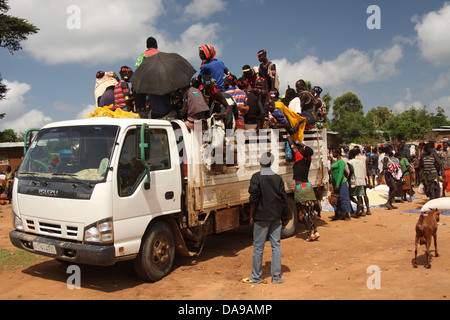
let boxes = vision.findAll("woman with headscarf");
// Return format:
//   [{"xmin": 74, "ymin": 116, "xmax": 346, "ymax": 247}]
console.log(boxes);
[
  {"xmin": 196, "ymin": 44, "xmax": 230, "ymax": 91},
  {"xmin": 94, "ymin": 71, "xmax": 119, "ymax": 108}
]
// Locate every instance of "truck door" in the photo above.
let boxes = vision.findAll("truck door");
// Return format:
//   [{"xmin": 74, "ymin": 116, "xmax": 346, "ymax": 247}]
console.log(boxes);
[{"xmin": 113, "ymin": 127, "xmax": 181, "ymax": 221}]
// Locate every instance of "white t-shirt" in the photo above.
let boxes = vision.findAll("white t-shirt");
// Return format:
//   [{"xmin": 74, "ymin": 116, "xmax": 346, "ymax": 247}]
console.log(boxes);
[{"xmin": 288, "ymin": 97, "xmax": 301, "ymax": 114}]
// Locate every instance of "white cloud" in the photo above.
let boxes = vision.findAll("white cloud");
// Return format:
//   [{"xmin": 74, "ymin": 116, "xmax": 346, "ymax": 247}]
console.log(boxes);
[
  {"xmin": 53, "ymin": 101, "xmax": 77, "ymax": 112},
  {"xmin": 273, "ymin": 44, "xmax": 403, "ymax": 94},
  {"xmin": 0, "ymin": 80, "xmax": 52, "ymax": 133},
  {"xmin": 429, "ymin": 96, "xmax": 450, "ymax": 117},
  {"xmin": 8, "ymin": 0, "xmax": 165, "ymax": 65},
  {"xmin": 414, "ymin": 2, "xmax": 450, "ymax": 66},
  {"xmin": 4, "ymin": 109, "xmax": 52, "ymax": 134},
  {"xmin": 8, "ymin": 0, "xmax": 223, "ymax": 67},
  {"xmin": 391, "ymin": 88, "xmax": 424, "ymax": 114},
  {"xmin": 161, "ymin": 22, "xmax": 223, "ymax": 63},
  {"xmin": 76, "ymin": 105, "xmax": 97, "ymax": 120},
  {"xmin": 184, "ymin": 0, "xmax": 226, "ymax": 20},
  {"xmin": 0, "ymin": 80, "xmax": 30, "ymax": 119},
  {"xmin": 432, "ymin": 70, "xmax": 450, "ymax": 91}
]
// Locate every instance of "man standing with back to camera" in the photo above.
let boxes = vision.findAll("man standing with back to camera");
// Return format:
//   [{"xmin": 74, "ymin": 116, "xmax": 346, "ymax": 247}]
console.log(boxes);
[{"xmin": 243, "ymin": 152, "xmax": 288, "ymax": 284}]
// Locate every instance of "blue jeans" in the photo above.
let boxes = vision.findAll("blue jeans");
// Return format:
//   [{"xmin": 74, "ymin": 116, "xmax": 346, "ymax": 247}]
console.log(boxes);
[{"xmin": 250, "ymin": 220, "xmax": 282, "ymax": 283}]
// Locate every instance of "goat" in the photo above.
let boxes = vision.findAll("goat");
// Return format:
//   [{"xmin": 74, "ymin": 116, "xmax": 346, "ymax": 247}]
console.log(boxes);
[{"xmin": 413, "ymin": 208, "xmax": 440, "ymax": 268}]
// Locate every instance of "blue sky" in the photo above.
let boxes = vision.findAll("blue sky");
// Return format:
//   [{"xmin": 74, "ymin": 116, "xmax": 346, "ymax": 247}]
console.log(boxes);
[{"xmin": 1, "ymin": 0, "xmax": 450, "ymax": 133}]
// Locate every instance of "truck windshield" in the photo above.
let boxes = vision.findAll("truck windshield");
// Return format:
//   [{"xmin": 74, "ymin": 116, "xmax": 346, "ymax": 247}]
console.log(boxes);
[{"xmin": 18, "ymin": 125, "xmax": 119, "ymax": 183}]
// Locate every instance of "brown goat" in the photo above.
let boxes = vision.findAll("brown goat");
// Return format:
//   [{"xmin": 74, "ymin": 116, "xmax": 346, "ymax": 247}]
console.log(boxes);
[{"xmin": 413, "ymin": 208, "xmax": 440, "ymax": 268}]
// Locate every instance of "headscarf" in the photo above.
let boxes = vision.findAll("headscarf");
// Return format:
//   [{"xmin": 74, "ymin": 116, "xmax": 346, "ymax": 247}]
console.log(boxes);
[
  {"xmin": 94, "ymin": 71, "xmax": 119, "ymax": 107},
  {"xmin": 199, "ymin": 44, "xmax": 217, "ymax": 68}
]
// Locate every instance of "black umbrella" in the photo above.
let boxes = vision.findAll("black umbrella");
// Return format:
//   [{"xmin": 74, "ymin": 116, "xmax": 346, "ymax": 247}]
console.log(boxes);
[{"xmin": 131, "ymin": 52, "xmax": 196, "ymax": 95}]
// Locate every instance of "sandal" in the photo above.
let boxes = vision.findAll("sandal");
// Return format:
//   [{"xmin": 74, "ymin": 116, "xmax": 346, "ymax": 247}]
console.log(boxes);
[
  {"xmin": 242, "ymin": 277, "xmax": 266, "ymax": 284},
  {"xmin": 242, "ymin": 277, "xmax": 253, "ymax": 284}
]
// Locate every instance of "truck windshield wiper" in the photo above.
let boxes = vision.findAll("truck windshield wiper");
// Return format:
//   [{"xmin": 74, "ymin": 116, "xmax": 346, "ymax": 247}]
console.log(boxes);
[{"xmin": 51, "ymin": 173, "xmax": 94, "ymax": 189}]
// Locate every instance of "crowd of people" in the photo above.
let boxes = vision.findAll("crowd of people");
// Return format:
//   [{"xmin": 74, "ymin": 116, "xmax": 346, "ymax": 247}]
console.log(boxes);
[
  {"xmin": 93, "ymin": 37, "xmax": 328, "ymax": 137},
  {"xmin": 326, "ymin": 140, "xmax": 449, "ymax": 222}
]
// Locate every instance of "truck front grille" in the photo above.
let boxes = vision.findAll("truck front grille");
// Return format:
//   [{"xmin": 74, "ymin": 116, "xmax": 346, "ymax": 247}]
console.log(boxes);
[{"xmin": 25, "ymin": 218, "xmax": 80, "ymax": 240}]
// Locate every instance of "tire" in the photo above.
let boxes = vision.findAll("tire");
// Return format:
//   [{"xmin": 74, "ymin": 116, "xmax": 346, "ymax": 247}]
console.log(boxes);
[
  {"xmin": 281, "ymin": 195, "xmax": 298, "ymax": 239},
  {"xmin": 134, "ymin": 221, "xmax": 175, "ymax": 282}
]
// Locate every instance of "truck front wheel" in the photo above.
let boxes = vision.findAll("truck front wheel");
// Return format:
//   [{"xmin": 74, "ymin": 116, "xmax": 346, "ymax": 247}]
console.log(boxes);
[{"xmin": 134, "ymin": 221, "xmax": 175, "ymax": 282}]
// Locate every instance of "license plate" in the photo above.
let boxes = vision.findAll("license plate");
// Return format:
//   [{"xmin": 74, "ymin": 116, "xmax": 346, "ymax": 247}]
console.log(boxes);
[{"xmin": 33, "ymin": 242, "xmax": 57, "ymax": 255}]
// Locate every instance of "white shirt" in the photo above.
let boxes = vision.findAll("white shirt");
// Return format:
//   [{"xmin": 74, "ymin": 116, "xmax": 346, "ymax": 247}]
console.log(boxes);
[{"xmin": 288, "ymin": 97, "xmax": 301, "ymax": 114}]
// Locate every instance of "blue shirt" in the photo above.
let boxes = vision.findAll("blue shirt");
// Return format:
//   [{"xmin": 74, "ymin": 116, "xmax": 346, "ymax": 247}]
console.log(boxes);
[
  {"xmin": 199, "ymin": 59, "xmax": 227, "ymax": 90},
  {"xmin": 272, "ymin": 108, "xmax": 288, "ymax": 124}
]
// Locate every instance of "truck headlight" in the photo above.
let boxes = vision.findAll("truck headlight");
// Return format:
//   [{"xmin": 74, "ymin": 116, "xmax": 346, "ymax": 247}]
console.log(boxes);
[
  {"xmin": 12, "ymin": 210, "xmax": 24, "ymax": 231},
  {"xmin": 84, "ymin": 218, "xmax": 114, "ymax": 244}
]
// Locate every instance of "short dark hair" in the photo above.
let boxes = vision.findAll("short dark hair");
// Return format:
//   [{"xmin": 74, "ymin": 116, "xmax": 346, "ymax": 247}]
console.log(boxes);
[
  {"xmin": 349, "ymin": 148, "xmax": 359, "ymax": 159},
  {"xmin": 146, "ymin": 37, "xmax": 158, "ymax": 49}
]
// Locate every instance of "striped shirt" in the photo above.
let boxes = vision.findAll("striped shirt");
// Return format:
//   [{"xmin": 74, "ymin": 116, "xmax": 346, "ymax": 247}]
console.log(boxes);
[
  {"xmin": 422, "ymin": 152, "xmax": 441, "ymax": 175},
  {"xmin": 114, "ymin": 81, "xmax": 127, "ymax": 110},
  {"xmin": 225, "ymin": 87, "xmax": 247, "ymax": 118}
]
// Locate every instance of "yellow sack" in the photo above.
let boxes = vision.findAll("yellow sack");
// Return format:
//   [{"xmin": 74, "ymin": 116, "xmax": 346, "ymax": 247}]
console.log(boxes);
[
  {"xmin": 274, "ymin": 101, "xmax": 306, "ymax": 142},
  {"xmin": 87, "ymin": 105, "xmax": 140, "ymax": 119}
]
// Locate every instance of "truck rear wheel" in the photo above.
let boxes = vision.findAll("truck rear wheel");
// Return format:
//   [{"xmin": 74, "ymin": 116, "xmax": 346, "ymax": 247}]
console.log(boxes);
[
  {"xmin": 134, "ymin": 221, "xmax": 175, "ymax": 282},
  {"xmin": 281, "ymin": 196, "xmax": 298, "ymax": 239}
]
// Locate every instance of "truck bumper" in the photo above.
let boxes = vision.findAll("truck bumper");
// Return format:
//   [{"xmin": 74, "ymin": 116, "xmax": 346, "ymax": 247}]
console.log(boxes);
[{"xmin": 9, "ymin": 230, "xmax": 116, "ymax": 266}]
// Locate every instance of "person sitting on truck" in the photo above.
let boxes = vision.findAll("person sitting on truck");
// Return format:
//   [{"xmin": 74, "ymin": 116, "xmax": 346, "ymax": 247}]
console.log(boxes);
[
  {"xmin": 268, "ymin": 93, "xmax": 305, "ymax": 136},
  {"xmin": 273, "ymin": 93, "xmax": 306, "ymax": 143},
  {"xmin": 95, "ymin": 71, "xmax": 119, "ymax": 108},
  {"xmin": 224, "ymin": 74, "xmax": 248, "ymax": 130},
  {"xmin": 241, "ymin": 65, "xmax": 258, "ymax": 89},
  {"xmin": 199, "ymin": 75, "xmax": 233, "ymax": 129},
  {"xmin": 113, "ymin": 66, "xmax": 134, "ymax": 111},
  {"xmin": 293, "ymin": 145, "xmax": 319, "ymax": 241},
  {"xmin": 296, "ymin": 80, "xmax": 318, "ymax": 127},
  {"xmin": 183, "ymin": 85, "xmax": 210, "ymax": 131},
  {"xmin": 311, "ymin": 85, "xmax": 327, "ymax": 124},
  {"xmin": 244, "ymin": 152, "xmax": 288, "ymax": 284},
  {"xmin": 134, "ymin": 37, "xmax": 161, "ymax": 115},
  {"xmin": 195, "ymin": 45, "xmax": 230, "ymax": 91}
]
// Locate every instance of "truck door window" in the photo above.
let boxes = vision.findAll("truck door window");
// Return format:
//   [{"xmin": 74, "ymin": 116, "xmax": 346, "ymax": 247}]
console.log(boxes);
[{"xmin": 118, "ymin": 128, "xmax": 170, "ymax": 196}]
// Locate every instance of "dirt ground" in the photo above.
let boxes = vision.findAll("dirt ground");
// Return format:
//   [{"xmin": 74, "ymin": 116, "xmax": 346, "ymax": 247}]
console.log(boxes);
[{"xmin": 0, "ymin": 190, "xmax": 449, "ymax": 301}]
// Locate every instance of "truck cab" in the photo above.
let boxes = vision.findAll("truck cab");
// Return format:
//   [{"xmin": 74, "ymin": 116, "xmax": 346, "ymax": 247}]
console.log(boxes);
[{"xmin": 10, "ymin": 118, "xmax": 183, "ymax": 280}]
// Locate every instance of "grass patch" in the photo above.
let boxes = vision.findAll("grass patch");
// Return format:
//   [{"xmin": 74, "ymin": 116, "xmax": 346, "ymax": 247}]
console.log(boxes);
[{"xmin": 0, "ymin": 249, "xmax": 49, "ymax": 271}]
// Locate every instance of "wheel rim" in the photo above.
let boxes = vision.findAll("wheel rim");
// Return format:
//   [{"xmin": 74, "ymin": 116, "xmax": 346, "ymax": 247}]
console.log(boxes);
[{"xmin": 151, "ymin": 237, "xmax": 170, "ymax": 270}]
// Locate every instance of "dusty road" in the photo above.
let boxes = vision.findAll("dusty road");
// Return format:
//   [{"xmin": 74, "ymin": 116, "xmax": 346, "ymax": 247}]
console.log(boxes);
[{"xmin": 0, "ymin": 191, "xmax": 449, "ymax": 301}]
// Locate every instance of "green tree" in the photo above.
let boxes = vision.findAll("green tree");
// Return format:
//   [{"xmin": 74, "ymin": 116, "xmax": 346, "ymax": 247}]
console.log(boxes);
[
  {"xmin": 382, "ymin": 106, "xmax": 439, "ymax": 141},
  {"xmin": 365, "ymin": 106, "xmax": 394, "ymax": 129},
  {"xmin": 332, "ymin": 92, "xmax": 364, "ymax": 120},
  {"xmin": 330, "ymin": 92, "xmax": 375, "ymax": 143},
  {"xmin": 0, "ymin": 0, "xmax": 39, "ymax": 101},
  {"xmin": 0, "ymin": 128, "xmax": 18, "ymax": 142},
  {"xmin": 428, "ymin": 106, "xmax": 450, "ymax": 128}
]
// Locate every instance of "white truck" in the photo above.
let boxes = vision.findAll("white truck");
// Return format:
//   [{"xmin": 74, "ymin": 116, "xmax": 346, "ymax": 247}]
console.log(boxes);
[{"xmin": 9, "ymin": 117, "xmax": 328, "ymax": 281}]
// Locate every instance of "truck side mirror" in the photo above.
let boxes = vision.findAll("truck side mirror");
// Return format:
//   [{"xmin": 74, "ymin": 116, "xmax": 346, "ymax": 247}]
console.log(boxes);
[
  {"xmin": 24, "ymin": 128, "xmax": 40, "ymax": 154},
  {"xmin": 136, "ymin": 124, "xmax": 151, "ymax": 190}
]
